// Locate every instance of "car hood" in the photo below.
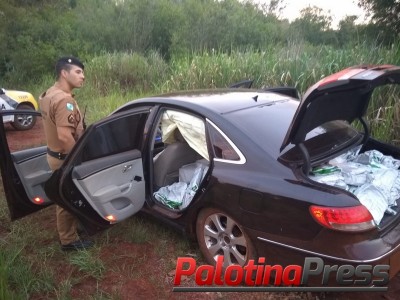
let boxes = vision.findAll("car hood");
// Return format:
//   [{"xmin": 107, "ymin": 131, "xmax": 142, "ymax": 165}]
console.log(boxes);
[
  {"xmin": 5, "ymin": 90, "xmax": 35, "ymax": 103},
  {"xmin": 280, "ymin": 64, "xmax": 400, "ymax": 152}
]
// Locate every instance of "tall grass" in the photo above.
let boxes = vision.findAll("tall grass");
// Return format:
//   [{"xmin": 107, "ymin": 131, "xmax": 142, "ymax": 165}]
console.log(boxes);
[
  {"xmin": 165, "ymin": 41, "xmax": 400, "ymax": 93},
  {"xmin": 62, "ymin": 41, "xmax": 398, "ymax": 143},
  {"xmin": 0, "ymin": 243, "xmax": 56, "ymax": 299},
  {"xmin": 86, "ymin": 51, "xmax": 169, "ymax": 96},
  {"xmin": 0, "ymin": 252, "xmax": 13, "ymax": 300},
  {"xmin": 25, "ymin": 41, "xmax": 400, "ymax": 124},
  {"xmin": 19, "ymin": 40, "xmax": 400, "ymax": 141},
  {"xmin": 367, "ymin": 85, "xmax": 400, "ymax": 143}
]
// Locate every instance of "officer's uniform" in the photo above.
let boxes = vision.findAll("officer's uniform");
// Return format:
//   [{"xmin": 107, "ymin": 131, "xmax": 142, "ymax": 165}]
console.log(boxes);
[{"xmin": 39, "ymin": 83, "xmax": 84, "ymax": 245}]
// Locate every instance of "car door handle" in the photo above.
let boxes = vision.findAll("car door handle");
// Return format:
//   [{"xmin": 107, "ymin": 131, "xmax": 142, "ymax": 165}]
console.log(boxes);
[{"xmin": 123, "ymin": 164, "xmax": 132, "ymax": 173}]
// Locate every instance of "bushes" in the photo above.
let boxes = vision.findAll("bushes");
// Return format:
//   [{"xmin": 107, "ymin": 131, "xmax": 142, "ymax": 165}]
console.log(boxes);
[
  {"xmin": 86, "ymin": 51, "xmax": 169, "ymax": 96},
  {"xmin": 4, "ymin": 0, "xmax": 396, "ymax": 86}
]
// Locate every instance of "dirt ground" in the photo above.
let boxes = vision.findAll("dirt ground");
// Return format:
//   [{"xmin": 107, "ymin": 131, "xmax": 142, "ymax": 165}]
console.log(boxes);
[{"xmin": 3, "ymin": 121, "xmax": 400, "ymax": 300}]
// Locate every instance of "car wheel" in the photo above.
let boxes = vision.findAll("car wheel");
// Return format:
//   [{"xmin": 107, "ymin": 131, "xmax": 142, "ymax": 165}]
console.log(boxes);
[
  {"xmin": 196, "ymin": 207, "xmax": 256, "ymax": 268},
  {"xmin": 11, "ymin": 104, "xmax": 37, "ymax": 131}
]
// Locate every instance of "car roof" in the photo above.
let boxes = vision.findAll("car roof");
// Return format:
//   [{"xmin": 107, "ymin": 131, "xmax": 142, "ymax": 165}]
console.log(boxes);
[
  {"xmin": 116, "ymin": 89, "xmax": 298, "ymax": 161},
  {"xmin": 121, "ymin": 89, "xmax": 291, "ymax": 116}
]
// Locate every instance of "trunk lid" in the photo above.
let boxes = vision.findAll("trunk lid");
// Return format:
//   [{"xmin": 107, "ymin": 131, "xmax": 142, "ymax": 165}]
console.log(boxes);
[{"xmin": 280, "ymin": 64, "xmax": 400, "ymax": 152}]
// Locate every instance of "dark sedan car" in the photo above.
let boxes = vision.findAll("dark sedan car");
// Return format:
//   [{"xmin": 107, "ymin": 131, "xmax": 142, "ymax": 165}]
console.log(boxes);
[{"xmin": 1, "ymin": 64, "xmax": 400, "ymax": 285}]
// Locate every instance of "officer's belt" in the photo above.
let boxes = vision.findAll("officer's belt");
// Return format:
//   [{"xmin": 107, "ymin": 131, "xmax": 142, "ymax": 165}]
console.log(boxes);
[{"xmin": 47, "ymin": 148, "xmax": 67, "ymax": 160}]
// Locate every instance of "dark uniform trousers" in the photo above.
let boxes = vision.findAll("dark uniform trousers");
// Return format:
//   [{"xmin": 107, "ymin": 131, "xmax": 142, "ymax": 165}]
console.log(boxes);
[{"xmin": 47, "ymin": 155, "xmax": 79, "ymax": 245}]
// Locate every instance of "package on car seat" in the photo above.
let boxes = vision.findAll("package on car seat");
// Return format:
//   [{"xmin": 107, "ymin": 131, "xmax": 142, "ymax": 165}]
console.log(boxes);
[{"xmin": 154, "ymin": 160, "xmax": 209, "ymax": 210}]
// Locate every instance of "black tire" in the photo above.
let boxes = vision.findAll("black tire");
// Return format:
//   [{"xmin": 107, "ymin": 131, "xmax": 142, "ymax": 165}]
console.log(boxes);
[
  {"xmin": 11, "ymin": 104, "xmax": 37, "ymax": 131},
  {"xmin": 196, "ymin": 207, "xmax": 256, "ymax": 268}
]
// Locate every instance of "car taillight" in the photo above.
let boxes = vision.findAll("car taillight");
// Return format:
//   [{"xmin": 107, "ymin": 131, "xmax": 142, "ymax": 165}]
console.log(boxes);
[{"xmin": 309, "ymin": 205, "xmax": 376, "ymax": 232}]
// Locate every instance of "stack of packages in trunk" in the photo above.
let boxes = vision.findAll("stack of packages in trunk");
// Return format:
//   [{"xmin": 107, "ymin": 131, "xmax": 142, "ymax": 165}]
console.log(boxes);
[{"xmin": 310, "ymin": 146, "xmax": 400, "ymax": 225}]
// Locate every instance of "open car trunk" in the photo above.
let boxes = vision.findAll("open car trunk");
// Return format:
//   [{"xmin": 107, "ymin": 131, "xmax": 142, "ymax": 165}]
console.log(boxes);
[
  {"xmin": 280, "ymin": 64, "xmax": 400, "ymax": 228},
  {"xmin": 308, "ymin": 139, "xmax": 400, "ymax": 227}
]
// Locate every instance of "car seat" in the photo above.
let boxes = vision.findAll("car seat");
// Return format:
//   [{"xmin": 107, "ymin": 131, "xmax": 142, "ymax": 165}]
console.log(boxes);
[{"xmin": 153, "ymin": 129, "xmax": 200, "ymax": 189}]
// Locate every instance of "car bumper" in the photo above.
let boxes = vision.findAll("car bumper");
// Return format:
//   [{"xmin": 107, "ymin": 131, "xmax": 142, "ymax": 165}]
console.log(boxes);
[{"xmin": 247, "ymin": 222, "xmax": 400, "ymax": 281}]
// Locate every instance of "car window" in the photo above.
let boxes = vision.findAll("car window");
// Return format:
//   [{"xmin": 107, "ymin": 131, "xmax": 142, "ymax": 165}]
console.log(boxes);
[
  {"xmin": 280, "ymin": 120, "xmax": 361, "ymax": 162},
  {"xmin": 207, "ymin": 121, "xmax": 241, "ymax": 161},
  {"xmin": 81, "ymin": 112, "xmax": 148, "ymax": 162},
  {"xmin": 156, "ymin": 109, "xmax": 208, "ymax": 160}
]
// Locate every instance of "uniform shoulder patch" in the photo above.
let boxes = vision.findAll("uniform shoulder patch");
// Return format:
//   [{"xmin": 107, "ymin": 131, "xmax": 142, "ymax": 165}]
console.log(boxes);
[{"xmin": 66, "ymin": 103, "xmax": 74, "ymax": 111}]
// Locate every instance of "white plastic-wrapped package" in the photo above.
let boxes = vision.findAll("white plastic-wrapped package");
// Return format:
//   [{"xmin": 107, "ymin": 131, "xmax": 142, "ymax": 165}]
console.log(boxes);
[
  {"xmin": 154, "ymin": 161, "xmax": 209, "ymax": 210},
  {"xmin": 354, "ymin": 184, "xmax": 388, "ymax": 224},
  {"xmin": 181, "ymin": 166, "xmax": 204, "ymax": 209},
  {"xmin": 179, "ymin": 159, "xmax": 209, "ymax": 183},
  {"xmin": 154, "ymin": 182, "xmax": 188, "ymax": 209},
  {"xmin": 310, "ymin": 149, "xmax": 400, "ymax": 224}
]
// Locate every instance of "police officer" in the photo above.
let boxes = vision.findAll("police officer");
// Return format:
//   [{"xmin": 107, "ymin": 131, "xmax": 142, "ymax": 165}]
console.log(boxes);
[{"xmin": 39, "ymin": 56, "xmax": 93, "ymax": 251}]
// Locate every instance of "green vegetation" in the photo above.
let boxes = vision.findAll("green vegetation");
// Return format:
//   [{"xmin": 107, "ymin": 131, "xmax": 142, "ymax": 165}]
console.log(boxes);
[
  {"xmin": 68, "ymin": 249, "xmax": 105, "ymax": 280},
  {"xmin": 0, "ymin": 231, "xmax": 57, "ymax": 299},
  {"xmin": 1, "ymin": 0, "xmax": 399, "ymax": 85},
  {"xmin": 0, "ymin": 203, "xmax": 200, "ymax": 298},
  {"xmin": 24, "ymin": 42, "xmax": 399, "ymax": 143}
]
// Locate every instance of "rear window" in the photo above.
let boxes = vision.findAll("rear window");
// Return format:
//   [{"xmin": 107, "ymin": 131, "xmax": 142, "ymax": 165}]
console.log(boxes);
[
  {"xmin": 208, "ymin": 122, "xmax": 240, "ymax": 161},
  {"xmin": 280, "ymin": 120, "xmax": 361, "ymax": 162}
]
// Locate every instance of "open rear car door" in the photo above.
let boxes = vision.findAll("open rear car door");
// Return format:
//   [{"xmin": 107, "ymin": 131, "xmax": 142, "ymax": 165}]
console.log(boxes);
[{"xmin": 0, "ymin": 108, "xmax": 150, "ymax": 234}]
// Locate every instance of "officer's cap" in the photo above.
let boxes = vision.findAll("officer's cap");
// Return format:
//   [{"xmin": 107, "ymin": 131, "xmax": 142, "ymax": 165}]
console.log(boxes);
[{"xmin": 56, "ymin": 56, "xmax": 84, "ymax": 70}]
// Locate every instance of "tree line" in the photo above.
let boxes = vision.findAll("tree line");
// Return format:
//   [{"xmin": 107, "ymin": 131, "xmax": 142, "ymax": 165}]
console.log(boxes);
[{"xmin": 0, "ymin": 0, "xmax": 398, "ymax": 86}]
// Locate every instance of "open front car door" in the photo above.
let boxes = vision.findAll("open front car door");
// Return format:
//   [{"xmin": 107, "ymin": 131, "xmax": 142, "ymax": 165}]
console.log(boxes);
[
  {"xmin": 0, "ymin": 108, "xmax": 150, "ymax": 234},
  {"xmin": 0, "ymin": 110, "xmax": 51, "ymax": 219}
]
